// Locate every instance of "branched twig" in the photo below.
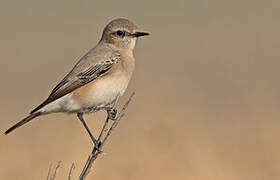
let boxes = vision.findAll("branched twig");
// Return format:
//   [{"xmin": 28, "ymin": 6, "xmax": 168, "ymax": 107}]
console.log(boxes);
[
  {"xmin": 79, "ymin": 92, "xmax": 135, "ymax": 180},
  {"xmin": 46, "ymin": 92, "xmax": 135, "ymax": 180}
]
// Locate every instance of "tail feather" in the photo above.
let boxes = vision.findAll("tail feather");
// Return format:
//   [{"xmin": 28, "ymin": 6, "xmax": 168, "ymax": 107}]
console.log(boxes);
[
  {"xmin": 4, "ymin": 112, "xmax": 41, "ymax": 135},
  {"xmin": 30, "ymin": 99, "xmax": 49, "ymax": 114}
]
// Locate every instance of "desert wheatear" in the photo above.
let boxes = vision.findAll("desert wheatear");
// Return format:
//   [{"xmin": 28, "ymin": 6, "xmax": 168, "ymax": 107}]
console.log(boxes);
[{"xmin": 5, "ymin": 18, "xmax": 149, "ymax": 144}]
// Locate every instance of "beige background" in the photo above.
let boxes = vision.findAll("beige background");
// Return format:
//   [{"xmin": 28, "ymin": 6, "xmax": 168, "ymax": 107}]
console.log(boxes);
[{"xmin": 1, "ymin": 0, "xmax": 280, "ymax": 179}]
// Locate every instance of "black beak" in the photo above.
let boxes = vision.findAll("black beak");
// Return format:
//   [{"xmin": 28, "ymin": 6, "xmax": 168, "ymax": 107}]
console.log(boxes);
[{"xmin": 133, "ymin": 32, "xmax": 150, "ymax": 37}]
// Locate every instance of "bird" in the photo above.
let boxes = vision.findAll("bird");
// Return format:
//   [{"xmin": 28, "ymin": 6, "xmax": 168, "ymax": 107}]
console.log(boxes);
[{"xmin": 4, "ymin": 18, "xmax": 149, "ymax": 145}]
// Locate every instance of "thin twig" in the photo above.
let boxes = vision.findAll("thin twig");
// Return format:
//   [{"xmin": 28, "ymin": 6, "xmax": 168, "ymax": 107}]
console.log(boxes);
[
  {"xmin": 68, "ymin": 163, "xmax": 75, "ymax": 180},
  {"xmin": 51, "ymin": 161, "xmax": 61, "ymax": 180},
  {"xmin": 46, "ymin": 161, "xmax": 61, "ymax": 180},
  {"xmin": 79, "ymin": 92, "xmax": 135, "ymax": 180},
  {"xmin": 101, "ymin": 92, "xmax": 134, "ymax": 148},
  {"xmin": 46, "ymin": 164, "xmax": 52, "ymax": 180},
  {"xmin": 97, "ymin": 113, "xmax": 110, "ymax": 143},
  {"xmin": 45, "ymin": 93, "xmax": 135, "ymax": 180},
  {"xmin": 97, "ymin": 97, "xmax": 119, "ymax": 143}
]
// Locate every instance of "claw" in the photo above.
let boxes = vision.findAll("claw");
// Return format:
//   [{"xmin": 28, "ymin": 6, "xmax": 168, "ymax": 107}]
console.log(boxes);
[
  {"xmin": 106, "ymin": 107, "xmax": 117, "ymax": 120},
  {"xmin": 110, "ymin": 109, "xmax": 117, "ymax": 120}
]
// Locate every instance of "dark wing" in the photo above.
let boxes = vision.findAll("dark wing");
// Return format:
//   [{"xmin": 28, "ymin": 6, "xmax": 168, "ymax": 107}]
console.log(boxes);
[{"xmin": 30, "ymin": 54, "xmax": 120, "ymax": 114}]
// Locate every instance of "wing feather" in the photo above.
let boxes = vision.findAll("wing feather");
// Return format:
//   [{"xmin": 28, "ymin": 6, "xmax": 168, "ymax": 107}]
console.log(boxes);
[{"xmin": 30, "ymin": 53, "xmax": 120, "ymax": 114}]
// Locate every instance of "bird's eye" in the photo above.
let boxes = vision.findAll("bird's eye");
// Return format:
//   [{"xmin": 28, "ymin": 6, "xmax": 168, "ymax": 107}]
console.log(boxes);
[{"xmin": 116, "ymin": 30, "xmax": 125, "ymax": 37}]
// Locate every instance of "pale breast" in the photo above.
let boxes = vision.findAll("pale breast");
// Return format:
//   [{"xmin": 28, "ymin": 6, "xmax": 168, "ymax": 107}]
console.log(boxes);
[
  {"xmin": 70, "ymin": 71, "xmax": 131, "ymax": 110},
  {"xmin": 71, "ymin": 51, "xmax": 135, "ymax": 111}
]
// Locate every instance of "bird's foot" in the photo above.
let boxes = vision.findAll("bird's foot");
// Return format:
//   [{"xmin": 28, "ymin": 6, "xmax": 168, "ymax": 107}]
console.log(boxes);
[{"xmin": 106, "ymin": 107, "xmax": 117, "ymax": 120}]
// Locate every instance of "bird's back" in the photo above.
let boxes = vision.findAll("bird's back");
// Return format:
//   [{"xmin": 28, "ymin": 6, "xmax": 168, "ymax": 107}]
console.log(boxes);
[{"xmin": 31, "ymin": 42, "xmax": 121, "ymax": 114}]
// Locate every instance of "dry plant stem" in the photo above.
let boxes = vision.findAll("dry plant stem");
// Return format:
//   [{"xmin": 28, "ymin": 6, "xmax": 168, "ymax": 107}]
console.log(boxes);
[
  {"xmin": 47, "ymin": 161, "xmax": 62, "ymax": 180},
  {"xmin": 45, "ymin": 93, "xmax": 134, "ymax": 180},
  {"xmin": 47, "ymin": 162, "xmax": 75, "ymax": 180},
  {"xmin": 68, "ymin": 163, "xmax": 75, "ymax": 180},
  {"xmin": 46, "ymin": 164, "xmax": 52, "ymax": 180},
  {"xmin": 79, "ymin": 92, "xmax": 135, "ymax": 180},
  {"xmin": 97, "ymin": 110, "xmax": 111, "ymax": 144},
  {"xmin": 52, "ymin": 161, "xmax": 61, "ymax": 180}
]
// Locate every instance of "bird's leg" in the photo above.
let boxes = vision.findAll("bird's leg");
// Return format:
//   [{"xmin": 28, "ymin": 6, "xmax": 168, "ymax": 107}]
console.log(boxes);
[{"xmin": 77, "ymin": 112, "xmax": 98, "ymax": 146}]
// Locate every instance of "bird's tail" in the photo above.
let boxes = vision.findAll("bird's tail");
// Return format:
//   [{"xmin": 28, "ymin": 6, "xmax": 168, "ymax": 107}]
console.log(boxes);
[{"xmin": 4, "ymin": 112, "xmax": 42, "ymax": 135}]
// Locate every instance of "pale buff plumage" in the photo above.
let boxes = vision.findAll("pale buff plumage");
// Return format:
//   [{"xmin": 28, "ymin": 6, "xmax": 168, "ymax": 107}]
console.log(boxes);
[
  {"xmin": 5, "ymin": 18, "xmax": 149, "ymax": 135},
  {"xmin": 68, "ymin": 48, "xmax": 135, "ymax": 113}
]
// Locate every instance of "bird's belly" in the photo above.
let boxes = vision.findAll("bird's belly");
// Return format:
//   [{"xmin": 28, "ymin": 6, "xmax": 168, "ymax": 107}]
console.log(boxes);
[{"xmin": 70, "ymin": 75, "xmax": 129, "ymax": 111}]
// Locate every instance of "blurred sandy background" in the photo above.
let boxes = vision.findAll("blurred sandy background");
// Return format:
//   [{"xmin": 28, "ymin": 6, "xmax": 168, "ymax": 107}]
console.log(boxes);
[{"xmin": 1, "ymin": 0, "xmax": 280, "ymax": 179}]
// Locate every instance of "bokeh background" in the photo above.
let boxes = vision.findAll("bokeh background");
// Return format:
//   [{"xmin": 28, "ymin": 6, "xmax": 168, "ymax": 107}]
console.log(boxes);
[{"xmin": 1, "ymin": 0, "xmax": 280, "ymax": 179}]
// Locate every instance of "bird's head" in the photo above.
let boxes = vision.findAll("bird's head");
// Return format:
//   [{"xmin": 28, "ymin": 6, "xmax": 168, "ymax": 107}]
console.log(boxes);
[{"xmin": 101, "ymin": 18, "xmax": 149, "ymax": 50}]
